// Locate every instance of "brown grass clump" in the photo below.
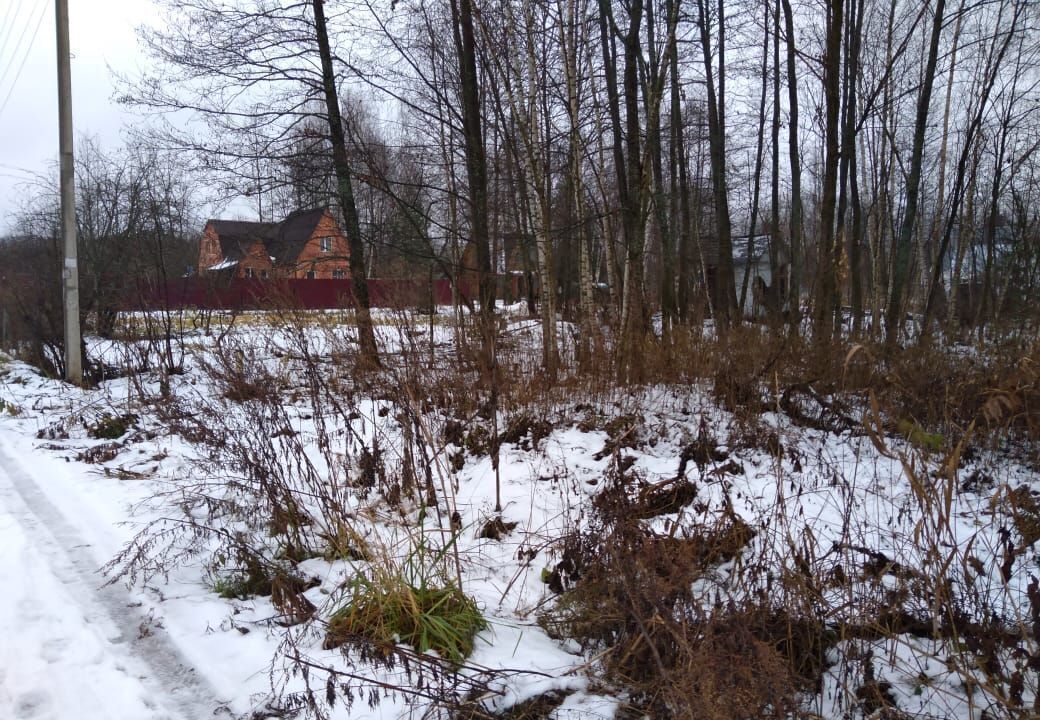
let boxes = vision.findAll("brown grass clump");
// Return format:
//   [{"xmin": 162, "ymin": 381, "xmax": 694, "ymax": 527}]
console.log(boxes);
[
  {"xmin": 539, "ymin": 472, "xmax": 830, "ymax": 719},
  {"xmin": 1003, "ymin": 485, "xmax": 1040, "ymax": 547},
  {"xmin": 643, "ymin": 608, "xmax": 824, "ymax": 720},
  {"xmin": 980, "ymin": 352, "xmax": 1040, "ymax": 441}
]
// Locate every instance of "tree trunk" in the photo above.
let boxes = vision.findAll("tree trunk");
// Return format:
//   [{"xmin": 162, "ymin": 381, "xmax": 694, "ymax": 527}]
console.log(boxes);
[
  {"xmin": 780, "ymin": 0, "xmax": 804, "ymax": 325},
  {"xmin": 672, "ymin": 33, "xmax": 694, "ymax": 322},
  {"xmin": 920, "ymin": 0, "xmax": 1021, "ymax": 338},
  {"xmin": 449, "ymin": 0, "xmax": 496, "ymax": 371},
  {"xmin": 696, "ymin": 0, "xmax": 737, "ymax": 327},
  {"xmin": 312, "ymin": 0, "xmax": 378, "ymax": 366},
  {"xmin": 841, "ymin": 0, "xmax": 865, "ymax": 336},
  {"xmin": 923, "ymin": 0, "xmax": 965, "ymax": 333},
  {"xmin": 558, "ymin": 0, "xmax": 596, "ymax": 365},
  {"xmin": 769, "ymin": 0, "xmax": 782, "ymax": 329},
  {"xmin": 739, "ymin": 1, "xmax": 770, "ymax": 317},
  {"xmin": 812, "ymin": 0, "xmax": 843, "ymax": 341},
  {"xmin": 885, "ymin": 0, "xmax": 946, "ymax": 347}
]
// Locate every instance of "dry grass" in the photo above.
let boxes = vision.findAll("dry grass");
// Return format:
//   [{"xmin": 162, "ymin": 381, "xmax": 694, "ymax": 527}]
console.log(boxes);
[
  {"xmin": 99, "ymin": 302, "xmax": 1040, "ymax": 719},
  {"xmin": 538, "ymin": 466, "xmax": 825, "ymax": 719}
]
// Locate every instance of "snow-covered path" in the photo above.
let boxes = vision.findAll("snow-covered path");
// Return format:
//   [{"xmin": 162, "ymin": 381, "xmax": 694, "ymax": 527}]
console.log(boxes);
[{"xmin": 0, "ymin": 435, "xmax": 222, "ymax": 720}]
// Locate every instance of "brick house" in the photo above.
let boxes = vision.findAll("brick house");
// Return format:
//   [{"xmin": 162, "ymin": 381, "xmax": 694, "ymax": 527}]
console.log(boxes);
[{"xmin": 197, "ymin": 206, "xmax": 351, "ymax": 279}]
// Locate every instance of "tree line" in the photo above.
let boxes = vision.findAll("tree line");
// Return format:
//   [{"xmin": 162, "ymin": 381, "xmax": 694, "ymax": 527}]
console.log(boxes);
[{"xmin": 0, "ymin": 140, "xmax": 197, "ymax": 375}]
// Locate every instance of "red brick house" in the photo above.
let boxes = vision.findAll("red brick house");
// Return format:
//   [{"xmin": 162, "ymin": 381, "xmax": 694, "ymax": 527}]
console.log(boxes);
[{"xmin": 197, "ymin": 206, "xmax": 351, "ymax": 279}]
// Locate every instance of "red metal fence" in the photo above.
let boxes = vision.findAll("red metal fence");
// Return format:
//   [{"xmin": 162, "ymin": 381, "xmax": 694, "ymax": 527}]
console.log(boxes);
[{"xmin": 128, "ymin": 277, "xmax": 483, "ymax": 312}]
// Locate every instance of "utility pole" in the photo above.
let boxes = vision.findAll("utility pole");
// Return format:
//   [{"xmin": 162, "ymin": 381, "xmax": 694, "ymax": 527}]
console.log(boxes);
[{"xmin": 56, "ymin": 0, "xmax": 82, "ymax": 383}]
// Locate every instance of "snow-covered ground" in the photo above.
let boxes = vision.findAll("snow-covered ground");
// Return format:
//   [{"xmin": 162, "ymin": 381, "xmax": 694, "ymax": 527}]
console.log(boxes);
[
  {"xmin": 1, "ymin": 317, "xmax": 1038, "ymax": 719},
  {"xmin": 0, "ymin": 429, "xmax": 226, "ymax": 719}
]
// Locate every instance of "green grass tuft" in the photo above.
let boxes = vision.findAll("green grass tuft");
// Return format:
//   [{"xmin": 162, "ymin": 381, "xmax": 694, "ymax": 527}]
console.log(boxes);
[
  {"xmin": 896, "ymin": 419, "xmax": 944, "ymax": 452},
  {"xmin": 324, "ymin": 572, "xmax": 485, "ymax": 663}
]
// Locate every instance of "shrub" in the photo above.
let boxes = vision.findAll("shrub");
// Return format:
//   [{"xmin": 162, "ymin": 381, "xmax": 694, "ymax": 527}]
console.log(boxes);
[
  {"xmin": 87, "ymin": 412, "xmax": 136, "ymax": 439},
  {"xmin": 213, "ymin": 571, "xmax": 271, "ymax": 600},
  {"xmin": 209, "ymin": 546, "xmax": 276, "ymax": 599}
]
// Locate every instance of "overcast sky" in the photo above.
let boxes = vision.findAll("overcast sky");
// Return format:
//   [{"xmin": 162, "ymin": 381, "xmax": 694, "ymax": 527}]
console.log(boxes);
[{"xmin": 0, "ymin": 0, "xmax": 151, "ymax": 233}]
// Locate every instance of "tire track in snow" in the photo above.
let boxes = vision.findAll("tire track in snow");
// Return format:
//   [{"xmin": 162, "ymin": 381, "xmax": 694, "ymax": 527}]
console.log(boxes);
[{"xmin": 0, "ymin": 439, "xmax": 228, "ymax": 720}]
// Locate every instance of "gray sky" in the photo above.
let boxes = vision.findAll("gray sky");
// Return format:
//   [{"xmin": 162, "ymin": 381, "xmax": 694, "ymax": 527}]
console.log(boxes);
[{"xmin": 0, "ymin": 0, "xmax": 150, "ymax": 232}]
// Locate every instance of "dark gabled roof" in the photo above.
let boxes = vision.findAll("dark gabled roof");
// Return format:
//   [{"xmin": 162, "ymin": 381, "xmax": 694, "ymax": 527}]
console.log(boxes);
[
  {"xmin": 204, "ymin": 207, "xmax": 332, "ymax": 266},
  {"xmin": 205, "ymin": 219, "xmax": 275, "ymax": 262},
  {"xmin": 264, "ymin": 207, "xmax": 329, "ymax": 265}
]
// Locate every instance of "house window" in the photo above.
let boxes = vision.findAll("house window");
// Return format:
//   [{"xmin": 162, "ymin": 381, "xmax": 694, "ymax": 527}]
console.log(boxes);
[
  {"xmin": 332, "ymin": 269, "xmax": 346, "ymax": 279},
  {"xmin": 320, "ymin": 237, "xmax": 332, "ymax": 253},
  {"xmin": 306, "ymin": 270, "xmax": 316, "ymax": 279},
  {"xmin": 244, "ymin": 267, "xmax": 255, "ymax": 279},
  {"xmin": 260, "ymin": 270, "xmax": 269, "ymax": 279}
]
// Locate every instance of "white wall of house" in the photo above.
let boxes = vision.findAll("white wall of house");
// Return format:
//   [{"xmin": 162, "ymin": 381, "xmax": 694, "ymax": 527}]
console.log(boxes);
[{"xmin": 735, "ymin": 260, "xmax": 772, "ymax": 316}]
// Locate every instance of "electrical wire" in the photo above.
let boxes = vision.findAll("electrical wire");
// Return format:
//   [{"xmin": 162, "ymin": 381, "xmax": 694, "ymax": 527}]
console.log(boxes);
[
  {"xmin": 0, "ymin": 0, "xmax": 28, "ymax": 72},
  {"xmin": 0, "ymin": 0, "xmax": 42, "ymax": 91},
  {"xmin": 0, "ymin": 0, "xmax": 49, "ymax": 123}
]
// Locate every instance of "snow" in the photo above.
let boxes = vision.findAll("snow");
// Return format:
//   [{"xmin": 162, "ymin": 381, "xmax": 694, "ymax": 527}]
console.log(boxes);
[
  {"xmin": 0, "ymin": 334, "xmax": 603, "ymax": 719},
  {"xmin": 0, "ymin": 431, "xmax": 224, "ymax": 720},
  {"xmin": 0, "ymin": 319, "xmax": 1038, "ymax": 719},
  {"xmin": 207, "ymin": 258, "xmax": 239, "ymax": 271}
]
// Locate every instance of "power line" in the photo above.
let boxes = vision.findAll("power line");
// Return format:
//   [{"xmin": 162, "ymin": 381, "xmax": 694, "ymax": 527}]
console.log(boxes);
[
  {"xmin": 0, "ymin": 0, "xmax": 28, "ymax": 72},
  {"xmin": 0, "ymin": 0, "xmax": 48, "ymax": 123},
  {"xmin": 0, "ymin": 0, "xmax": 39, "ymax": 87},
  {"xmin": 0, "ymin": 162, "xmax": 38, "ymax": 175}
]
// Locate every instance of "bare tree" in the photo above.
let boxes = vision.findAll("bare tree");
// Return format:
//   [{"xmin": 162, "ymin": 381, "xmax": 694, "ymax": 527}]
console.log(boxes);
[{"xmin": 122, "ymin": 0, "xmax": 379, "ymax": 364}]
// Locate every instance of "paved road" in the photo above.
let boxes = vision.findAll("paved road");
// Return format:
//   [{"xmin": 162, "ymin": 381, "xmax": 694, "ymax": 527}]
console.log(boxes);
[{"xmin": 0, "ymin": 437, "xmax": 223, "ymax": 720}]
